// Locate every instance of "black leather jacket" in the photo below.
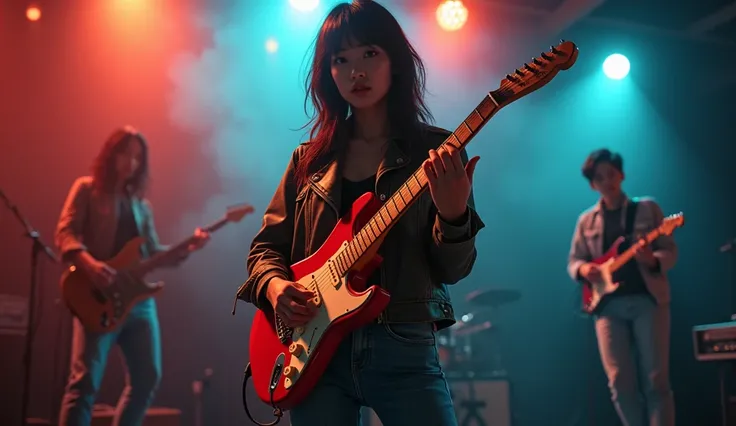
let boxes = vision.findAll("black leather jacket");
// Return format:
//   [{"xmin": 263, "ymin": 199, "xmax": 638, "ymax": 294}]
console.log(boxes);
[{"xmin": 236, "ymin": 123, "xmax": 485, "ymax": 330}]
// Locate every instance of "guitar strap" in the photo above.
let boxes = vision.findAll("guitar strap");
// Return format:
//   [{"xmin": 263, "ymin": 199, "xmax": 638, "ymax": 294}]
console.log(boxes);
[{"xmin": 624, "ymin": 200, "xmax": 638, "ymax": 239}]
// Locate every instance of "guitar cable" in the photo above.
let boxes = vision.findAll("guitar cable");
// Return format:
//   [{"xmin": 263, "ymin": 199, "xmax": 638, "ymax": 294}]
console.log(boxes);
[{"xmin": 241, "ymin": 362, "xmax": 284, "ymax": 425}]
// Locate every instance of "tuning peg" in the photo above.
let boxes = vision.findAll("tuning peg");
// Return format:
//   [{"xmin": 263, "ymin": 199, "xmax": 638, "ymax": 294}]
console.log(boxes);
[
  {"xmin": 532, "ymin": 57, "xmax": 543, "ymax": 65},
  {"xmin": 541, "ymin": 52, "xmax": 552, "ymax": 60},
  {"xmin": 560, "ymin": 38, "xmax": 566, "ymax": 43}
]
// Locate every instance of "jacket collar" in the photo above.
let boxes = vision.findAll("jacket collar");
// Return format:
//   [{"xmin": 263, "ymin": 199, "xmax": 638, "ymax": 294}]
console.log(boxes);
[
  {"xmin": 592, "ymin": 192, "xmax": 631, "ymax": 214},
  {"xmin": 377, "ymin": 138, "xmax": 411, "ymax": 181},
  {"xmin": 309, "ymin": 133, "xmax": 412, "ymax": 216}
]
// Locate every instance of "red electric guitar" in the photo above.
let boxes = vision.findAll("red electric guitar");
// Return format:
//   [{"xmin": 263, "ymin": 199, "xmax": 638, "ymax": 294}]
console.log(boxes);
[
  {"xmin": 247, "ymin": 40, "xmax": 579, "ymax": 411},
  {"xmin": 581, "ymin": 212, "xmax": 685, "ymax": 314}
]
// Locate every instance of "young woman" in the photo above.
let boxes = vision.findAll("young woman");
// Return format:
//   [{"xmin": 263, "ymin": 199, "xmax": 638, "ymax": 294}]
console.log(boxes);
[
  {"xmin": 239, "ymin": 2, "xmax": 484, "ymax": 425},
  {"xmin": 56, "ymin": 126, "xmax": 209, "ymax": 426}
]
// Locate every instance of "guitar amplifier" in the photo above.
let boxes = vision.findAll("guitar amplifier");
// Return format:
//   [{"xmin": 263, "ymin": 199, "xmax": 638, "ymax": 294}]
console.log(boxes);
[
  {"xmin": 693, "ymin": 321, "xmax": 736, "ymax": 361},
  {"xmin": 364, "ymin": 374, "xmax": 512, "ymax": 426}
]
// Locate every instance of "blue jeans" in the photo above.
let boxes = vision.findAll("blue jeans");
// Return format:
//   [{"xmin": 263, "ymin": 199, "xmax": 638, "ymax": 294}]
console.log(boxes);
[
  {"xmin": 289, "ymin": 321, "xmax": 457, "ymax": 426},
  {"xmin": 58, "ymin": 298, "xmax": 162, "ymax": 426},
  {"xmin": 594, "ymin": 295, "xmax": 674, "ymax": 426}
]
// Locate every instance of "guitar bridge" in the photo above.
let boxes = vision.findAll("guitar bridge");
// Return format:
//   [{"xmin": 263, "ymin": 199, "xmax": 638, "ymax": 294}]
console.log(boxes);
[{"xmin": 274, "ymin": 314, "xmax": 293, "ymax": 344}]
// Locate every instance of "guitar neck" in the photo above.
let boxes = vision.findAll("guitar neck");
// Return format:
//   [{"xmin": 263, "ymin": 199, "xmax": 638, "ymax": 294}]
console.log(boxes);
[
  {"xmin": 135, "ymin": 216, "xmax": 231, "ymax": 276},
  {"xmin": 332, "ymin": 93, "xmax": 502, "ymax": 276},
  {"xmin": 609, "ymin": 228, "xmax": 662, "ymax": 272}
]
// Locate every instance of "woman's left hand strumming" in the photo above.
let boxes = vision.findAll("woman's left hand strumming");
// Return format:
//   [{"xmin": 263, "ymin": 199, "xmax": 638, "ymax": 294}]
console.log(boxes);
[{"xmin": 423, "ymin": 145, "xmax": 480, "ymax": 222}]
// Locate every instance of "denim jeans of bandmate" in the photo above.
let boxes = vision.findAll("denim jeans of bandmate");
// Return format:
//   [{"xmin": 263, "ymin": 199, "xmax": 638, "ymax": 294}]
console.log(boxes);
[
  {"xmin": 58, "ymin": 298, "xmax": 162, "ymax": 426},
  {"xmin": 594, "ymin": 295, "xmax": 674, "ymax": 426},
  {"xmin": 289, "ymin": 321, "xmax": 457, "ymax": 426}
]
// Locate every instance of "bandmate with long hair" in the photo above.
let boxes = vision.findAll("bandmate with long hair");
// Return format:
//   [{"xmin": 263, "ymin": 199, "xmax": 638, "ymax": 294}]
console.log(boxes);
[{"xmin": 56, "ymin": 126, "xmax": 210, "ymax": 426}]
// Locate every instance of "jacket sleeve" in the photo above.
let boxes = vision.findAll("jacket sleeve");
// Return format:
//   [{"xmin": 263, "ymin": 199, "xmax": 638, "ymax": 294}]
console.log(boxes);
[
  {"xmin": 55, "ymin": 177, "xmax": 91, "ymax": 263},
  {"xmin": 237, "ymin": 149, "xmax": 299, "ymax": 310},
  {"xmin": 648, "ymin": 200, "xmax": 678, "ymax": 273},
  {"xmin": 427, "ymin": 148, "xmax": 485, "ymax": 284},
  {"xmin": 142, "ymin": 199, "xmax": 168, "ymax": 254},
  {"xmin": 567, "ymin": 213, "xmax": 591, "ymax": 282}
]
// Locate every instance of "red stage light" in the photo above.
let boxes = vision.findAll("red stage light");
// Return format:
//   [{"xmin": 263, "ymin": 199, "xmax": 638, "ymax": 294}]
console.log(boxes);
[
  {"xmin": 436, "ymin": 0, "xmax": 468, "ymax": 32},
  {"xmin": 26, "ymin": 5, "xmax": 41, "ymax": 22}
]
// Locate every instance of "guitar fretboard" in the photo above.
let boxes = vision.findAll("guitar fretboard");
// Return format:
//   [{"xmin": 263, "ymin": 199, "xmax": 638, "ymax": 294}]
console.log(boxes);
[{"xmin": 331, "ymin": 93, "xmax": 501, "ymax": 276}]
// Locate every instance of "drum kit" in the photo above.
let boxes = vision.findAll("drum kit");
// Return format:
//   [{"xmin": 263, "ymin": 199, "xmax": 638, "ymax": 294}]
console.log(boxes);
[{"xmin": 437, "ymin": 288, "xmax": 521, "ymax": 376}]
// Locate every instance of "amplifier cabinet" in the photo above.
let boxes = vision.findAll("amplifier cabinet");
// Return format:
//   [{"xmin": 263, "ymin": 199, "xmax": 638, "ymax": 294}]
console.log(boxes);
[{"xmin": 693, "ymin": 321, "xmax": 736, "ymax": 361}]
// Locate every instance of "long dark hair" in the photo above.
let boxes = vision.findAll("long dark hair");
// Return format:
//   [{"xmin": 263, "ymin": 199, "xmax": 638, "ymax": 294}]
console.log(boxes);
[
  {"xmin": 295, "ymin": 0, "xmax": 433, "ymax": 188},
  {"xmin": 91, "ymin": 126, "xmax": 150, "ymax": 196}
]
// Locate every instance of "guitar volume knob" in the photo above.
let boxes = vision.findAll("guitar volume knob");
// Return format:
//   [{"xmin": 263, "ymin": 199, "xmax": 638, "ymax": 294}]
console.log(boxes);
[
  {"xmin": 289, "ymin": 342, "xmax": 304, "ymax": 356},
  {"xmin": 283, "ymin": 366, "xmax": 299, "ymax": 378}
]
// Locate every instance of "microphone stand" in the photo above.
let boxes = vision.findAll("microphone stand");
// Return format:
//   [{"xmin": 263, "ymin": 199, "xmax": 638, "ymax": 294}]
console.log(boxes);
[{"xmin": 0, "ymin": 189, "xmax": 59, "ymax": 426}]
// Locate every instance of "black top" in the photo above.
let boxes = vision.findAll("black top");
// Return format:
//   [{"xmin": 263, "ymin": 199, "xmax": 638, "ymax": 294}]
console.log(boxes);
[
  {"xmin": 111, "ymin": 196, "xmax": 140, "ymax": 258},
  {"xmin": 602, "ymin": 207, "xmax": 648, "ymax": 298},
  {"xmin": 340, "ymin": 175, "xmax": 382, "ymax": 287},
  {"xmin": 340, "ymin": 175, "xmax": 375, "ymax": 217}
]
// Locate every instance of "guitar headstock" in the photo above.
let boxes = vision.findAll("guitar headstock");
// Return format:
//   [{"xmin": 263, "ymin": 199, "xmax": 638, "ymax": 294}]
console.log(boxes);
[
  {"xmin": 493, "ymin": 40, "xmax": 579, "ymax": 106},
  {"xmin": 226, "ymin": 203, "xmax": 255, "ymax": 222},
  {"xmin": 659, "ymin": 212, "xmax": 685, "ymax": 236}
]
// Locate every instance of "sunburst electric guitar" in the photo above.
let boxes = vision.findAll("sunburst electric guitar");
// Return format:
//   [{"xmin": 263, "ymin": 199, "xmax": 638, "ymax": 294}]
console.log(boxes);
[
  {"xmin": 247, "ymin": 40, "xmax": 580, "ymax": 411},
  {"xmin": 61, "ymin": 203, "xmax": 254, "ymax": 332},
  {"xmin": 581, "ymin": 212, "xmax": 685, "ymax": 314}
]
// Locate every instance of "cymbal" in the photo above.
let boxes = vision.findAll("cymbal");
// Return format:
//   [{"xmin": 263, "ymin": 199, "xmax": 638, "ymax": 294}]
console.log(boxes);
[{"xmin": 465, "ymin": 288, "xmax": 521, "ymax": 307}]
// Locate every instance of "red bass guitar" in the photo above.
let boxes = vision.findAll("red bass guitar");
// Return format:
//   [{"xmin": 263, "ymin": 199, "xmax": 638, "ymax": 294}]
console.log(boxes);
[
  {"xmin": 581, "ymin": 212, "xmax": 685, "ymax": 314},
  {"xmin": 247, "ymin": 40, "xmax": 580, "ymax": 411}
]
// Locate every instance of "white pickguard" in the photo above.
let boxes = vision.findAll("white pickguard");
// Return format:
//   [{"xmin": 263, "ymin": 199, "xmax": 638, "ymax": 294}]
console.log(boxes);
[
  {"xmin": 281, "ymin": 242, "xmax": 372, "ymax": 389},
  {"xmin": 587, "ymin": 258, "xmax": 619, "ymax": 309}
]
